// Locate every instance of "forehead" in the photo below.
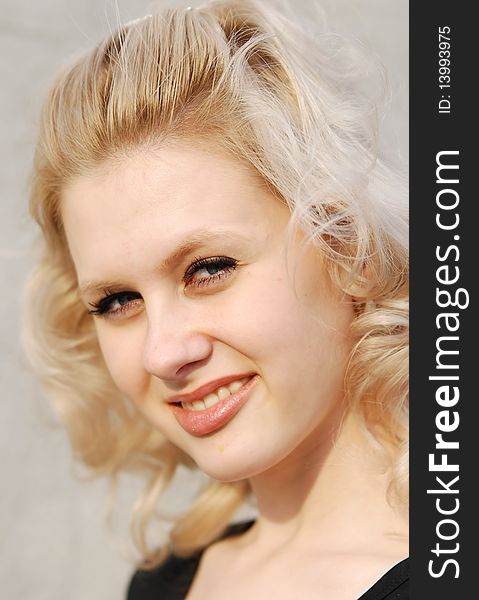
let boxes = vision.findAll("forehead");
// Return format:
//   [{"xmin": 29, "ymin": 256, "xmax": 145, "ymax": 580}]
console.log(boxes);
[
  {"xmin": 62, "ymin": 142, "xmax": 284, "ymax": 227},
  {"xmin": 60, "ymin": 142, "xmax": 292, "ymax": 281}
]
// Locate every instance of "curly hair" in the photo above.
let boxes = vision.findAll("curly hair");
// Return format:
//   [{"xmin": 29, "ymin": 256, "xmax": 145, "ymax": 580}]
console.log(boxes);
[{"xmin": 23, "ymin": 0, "xmax": 408, "ymax": 568}]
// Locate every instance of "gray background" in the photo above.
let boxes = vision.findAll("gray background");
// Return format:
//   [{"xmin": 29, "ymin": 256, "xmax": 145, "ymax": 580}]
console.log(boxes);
[{"xmin": 0, "ymin": 1, "xmax": 408, "ymax": 598}]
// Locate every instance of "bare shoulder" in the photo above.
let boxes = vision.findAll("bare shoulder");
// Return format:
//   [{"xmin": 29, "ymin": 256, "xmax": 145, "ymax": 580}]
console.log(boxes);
[
  {"xmin": 186, "ymin": 532, "xmax": 408, "ymax": 600},
  {"xmin": 185, "ymin": 535, "xmax": 242, "ymax": 599}
]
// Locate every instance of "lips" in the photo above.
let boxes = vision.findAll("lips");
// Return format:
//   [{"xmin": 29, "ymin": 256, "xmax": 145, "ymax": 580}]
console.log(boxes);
[
  {"xmin": 168, "ymin": 374, "xmax": 260, "ymax": 436},
  {"xmin": 167, "ymin": 372, "xmax": 257, "ymax": 405}
]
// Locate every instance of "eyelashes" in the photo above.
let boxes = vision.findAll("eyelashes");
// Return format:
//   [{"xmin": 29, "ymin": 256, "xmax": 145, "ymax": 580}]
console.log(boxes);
[
  {"xmin": 88, "ymin": 255, "xmax": 239, "ymax": 319},
  {"xmin": 183, "ymin": 256, "xmax": 238, "ymax": 288},
  {"xmin": 88, "ymin": 290, "xmax": 142, "ymax": 318}
]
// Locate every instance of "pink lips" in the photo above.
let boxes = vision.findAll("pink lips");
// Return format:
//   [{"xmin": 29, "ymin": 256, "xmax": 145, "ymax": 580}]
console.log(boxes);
[{"xmin": 168, "ymin": 374, "xmax": 260, "ymax": 437}]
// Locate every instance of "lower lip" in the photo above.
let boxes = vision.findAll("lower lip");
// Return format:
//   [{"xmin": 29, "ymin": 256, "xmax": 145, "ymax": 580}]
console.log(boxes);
[{"xmin": 169, "ymin": 375, "xmax": 260, "ymax": 437}]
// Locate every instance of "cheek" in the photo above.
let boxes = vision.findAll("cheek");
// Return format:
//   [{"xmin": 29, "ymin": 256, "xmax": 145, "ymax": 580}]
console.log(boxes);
[
  {"xmin": 213, "ymin": 263, "xmax": 353, "ymax": 372},
  {"xmin": 95, "ymin": 323, "xmax": 148, "ymax": 400},
  {"xmin": 204, "ymin": 269, "xmax": 293, "ymax": 353}
]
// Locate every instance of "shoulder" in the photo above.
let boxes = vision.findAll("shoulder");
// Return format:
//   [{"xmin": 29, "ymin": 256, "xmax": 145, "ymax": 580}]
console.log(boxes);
[
  {"xmin": 126, "ymin": 520, "xmax": 256, "ymax": 600},
  {"xmin": 127, "ymin": 552, "xmax": 200, "ymax": 600},
  {"xmin": 358, "ymin": 557, "xmax": 409, "ymax": 600}
]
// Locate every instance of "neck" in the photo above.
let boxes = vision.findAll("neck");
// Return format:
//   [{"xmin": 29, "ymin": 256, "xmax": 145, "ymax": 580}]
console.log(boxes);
[{"xmin": 244, "ymin": 410, "xmax": 408, "ymax": 554}]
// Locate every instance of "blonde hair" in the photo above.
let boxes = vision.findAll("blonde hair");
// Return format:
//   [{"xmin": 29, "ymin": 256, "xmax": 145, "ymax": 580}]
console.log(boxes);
[{"xmin": 24, "ymin": 0, "xmax": 408, "ymax": 567}]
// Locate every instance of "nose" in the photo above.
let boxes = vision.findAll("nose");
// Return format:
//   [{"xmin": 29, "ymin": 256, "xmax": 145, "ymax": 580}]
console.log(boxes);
[{"xmin": 142, "ymin": 309, "xmax": 213, "ymax": 381}]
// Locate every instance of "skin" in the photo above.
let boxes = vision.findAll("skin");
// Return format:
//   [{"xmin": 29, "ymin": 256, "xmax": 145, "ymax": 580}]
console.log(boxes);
[{"xmin": 62, "ymin": 141, "xmax": 408, "ymax": 599}]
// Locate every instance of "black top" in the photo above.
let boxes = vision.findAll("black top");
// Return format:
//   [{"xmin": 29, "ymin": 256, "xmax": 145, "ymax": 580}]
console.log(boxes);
[{"xmin": 127, "ymin": 521, "xmax": 409, "ymax": 600}]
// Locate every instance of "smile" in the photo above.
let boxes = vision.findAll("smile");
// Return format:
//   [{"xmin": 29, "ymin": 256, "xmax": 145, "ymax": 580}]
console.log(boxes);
[
  {"xmin": 168, "ymin": 374, "xmax": 259, "ymax": 437},
  {"xmin": 180, "ymin": 376, "xmax": 252, "ymax": 411}
]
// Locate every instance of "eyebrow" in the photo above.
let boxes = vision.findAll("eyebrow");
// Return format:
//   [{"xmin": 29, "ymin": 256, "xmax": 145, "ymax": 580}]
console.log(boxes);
[{"xmin": 78, "ymin": 229, "xmax": 252, "ymax": 297}]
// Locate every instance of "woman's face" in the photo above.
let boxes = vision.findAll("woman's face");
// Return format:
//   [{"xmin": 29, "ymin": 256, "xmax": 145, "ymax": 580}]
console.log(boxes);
[{"xmin": 62, "ymin": 142, "xmax": 355, "ymax": 481}]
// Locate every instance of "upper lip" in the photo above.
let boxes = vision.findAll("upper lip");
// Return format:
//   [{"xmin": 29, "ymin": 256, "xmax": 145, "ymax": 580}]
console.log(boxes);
[{"xmin": 166, "ymin": 372, "xmax": 256, "ymax": 405}]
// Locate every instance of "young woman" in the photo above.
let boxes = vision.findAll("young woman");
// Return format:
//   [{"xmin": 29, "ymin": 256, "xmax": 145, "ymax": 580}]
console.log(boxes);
[{"xmin": 24, "ymin": 1, "xmax": 408, "ymax": 598}]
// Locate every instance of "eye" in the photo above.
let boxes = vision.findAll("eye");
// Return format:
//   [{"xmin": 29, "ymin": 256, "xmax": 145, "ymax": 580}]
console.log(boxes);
[
  {"xmin": 87, "ymin": 256, "xmax": 239, "ymax": 320},
  {"xmin": 183, "ymin": 256, "xmax": 239, "ymax": 289},
  {"xmin": 88, "ymin": 290, "xmax": 142, "ymax": 318}
]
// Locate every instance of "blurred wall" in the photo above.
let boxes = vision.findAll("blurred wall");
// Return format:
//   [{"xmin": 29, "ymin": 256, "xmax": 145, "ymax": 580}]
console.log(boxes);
[{"xmin": 0, "ymin": 1, "xmax": 407, "ymax": 598}]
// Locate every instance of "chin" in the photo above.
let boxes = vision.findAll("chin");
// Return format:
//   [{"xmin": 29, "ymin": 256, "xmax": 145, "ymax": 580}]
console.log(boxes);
[
  {"xmin": 192, "ymin": 441, "xmax": 285, "ymax": 483},
  {"xmin": 193, "ymin": 456, "xmax": 255, "ymax": 483}
]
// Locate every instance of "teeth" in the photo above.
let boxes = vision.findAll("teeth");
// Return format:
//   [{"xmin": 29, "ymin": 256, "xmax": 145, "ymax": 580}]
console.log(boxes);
[
  {"xmin": 228, "ymin": 380, "xmax": 244, "ymax": 394},
  {"xmin": 216, "ymin": 386, "xmax": 231, "ymax": 400},
  {"xmin": 203, "ymin": 393, "xmax": 219, "ymax": 408},
  {"xmin": 181, "ymin": 376, "xmax": 252, "ymax": 411}
]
